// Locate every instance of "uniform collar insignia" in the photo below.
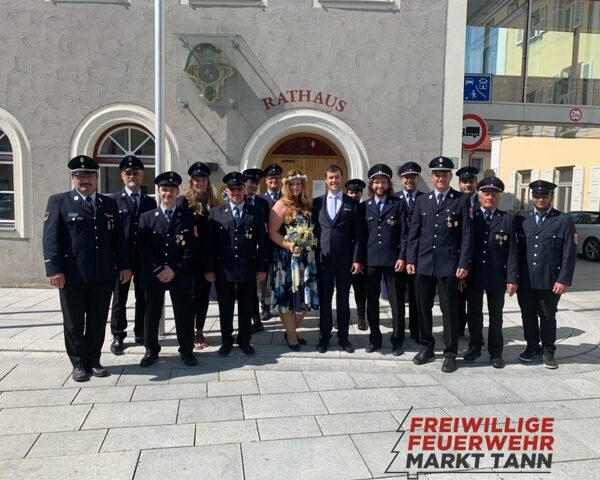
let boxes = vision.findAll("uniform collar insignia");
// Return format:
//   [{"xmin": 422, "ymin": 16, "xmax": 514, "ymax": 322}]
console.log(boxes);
[
  {"xmin": 428, "ymin": 194, "xmax": 433, "ymax": 199},
  {"xmin": 74, "ymin": 196, "xmax": 79, "ymax": 201},
  {"xmin": 155, "ymin": 211, "xmax": 159, "ymax": 216}
]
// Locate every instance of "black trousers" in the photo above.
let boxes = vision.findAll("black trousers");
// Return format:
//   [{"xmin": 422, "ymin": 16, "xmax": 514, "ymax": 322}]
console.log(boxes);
[
  {"xmin": 396, "ymin": 270, "xmax": 419, "ymax": 339},
  {"xmin": 215, "ymin": 281, "xmax": 255, "ymax": 346},
  {"xmin": 466, "ymin": 288, "xmax": 505, "ymax": 357},
  {"xmin": 351, "ymin": 273, "xmax": 366, "ymax": 321},
  {"xmin": 59, "ymin": 282, "xmax": 113, "ymax": 368},
  {"xmin": 192, "ymin": 272, "xmax": 212, "ymax": 331},
  {"xmin": 143, "ymin": 288, "xmax": 194, "ymax": 355},
  {"xmin": 517, "ymin": 288, "xmax": 560, "ymax": 353},
  {"xmin": 366, "ymin": 266, "xmax": 404, "ymax": 348},
  {"xmin": 415, "ymin": 273, "xmax": 459, "ymax": 357},
  {"xmin": 318, "ymin": 260, "xmax": 352, "ymax": 344},
  {"xmin": 457, "ymin": 287, "xmax": 469, "ymax": 335},
  {"xmin": 110, "ymin": 269, "xmax": 145, "ymax": 340}
]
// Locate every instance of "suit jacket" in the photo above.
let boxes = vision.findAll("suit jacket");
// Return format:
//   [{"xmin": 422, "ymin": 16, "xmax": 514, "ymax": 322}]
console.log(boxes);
[
  {"xmin": 205, "ymin": 203, "xmax": 269, "ymax": 282},
  {"xmin": 406, "ymin": 188, "xmax": 473, "ymax": 277},
  {"xmin": 313, "ymin": 193, "xmax": 363, "ymax": 265},
  {"xmin": 176, "ymin": 196, "xmax": 211, "ymax": 273},
  {"xmin": 467, "ymin": 209, "xmax": 519, "ymax": 291},
  {"xmin": 42, "ymin": 189, "xmax": 130, "ymax": 284},
  {"xmin": 247, "ymin": 195, "xmax": 271, "ymax": 224},
  {"xmin": 138, "ymin": 206, "xmax": 197, "ymax": 290},
  {"xmin": 395, "ymin": 190, "xmax": 425, "ymax": 229},
  {"xmin": 361, "ymin": 196, "xmax": 407, "ymax": 267},
  {"xmin": 515, "ymin": 208, "xmax": 577, "ymax": 289},
  {"xmin": 263, "ymin": 191, "xmax": 281, "ymax": 209}
]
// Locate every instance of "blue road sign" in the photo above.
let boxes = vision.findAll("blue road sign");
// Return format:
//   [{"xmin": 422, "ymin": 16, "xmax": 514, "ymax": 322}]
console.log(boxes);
[{"xmin": 464, "ymin": 74, "xmax": 492, "ymax": 103}]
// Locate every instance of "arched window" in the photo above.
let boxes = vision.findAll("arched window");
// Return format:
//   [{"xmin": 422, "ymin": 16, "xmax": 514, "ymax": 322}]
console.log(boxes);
[
  {"xmin": 94, "ymin": 124, "xmax": 156, "ymax": 195},
  {"xmin": 0, "ymin": 129, "xmax": 14, "ymax": 227}
]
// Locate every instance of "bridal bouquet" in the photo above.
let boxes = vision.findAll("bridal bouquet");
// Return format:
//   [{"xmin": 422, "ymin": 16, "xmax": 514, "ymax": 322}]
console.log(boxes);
[{"xmin": 284, "ymin": 220, "xmax": 317, "ymax": 254}]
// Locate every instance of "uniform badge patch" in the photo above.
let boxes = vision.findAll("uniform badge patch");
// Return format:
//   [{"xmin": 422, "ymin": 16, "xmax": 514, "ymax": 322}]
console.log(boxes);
[{"xmin": 44, "ymin": 211, "xmax": 50, "ymax": 222}]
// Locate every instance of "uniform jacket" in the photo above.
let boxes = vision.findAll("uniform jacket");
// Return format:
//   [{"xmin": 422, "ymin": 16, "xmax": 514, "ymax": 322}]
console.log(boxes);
[
  {"xmin": 406, "ymin": 188, "xmax": 473, "ymax": 277},
  {"xmin": 515, "ymin": 208, "xmax": 577, "ymax": 289},
  {"xmin": 313, "ymin": 193, "xmax": 363, "ymax": 265},
  {"xmin": 177, "ymin": 196, "xmax": 210, "ymax": 273},
  {"xmin": 467, "ymin": 208, "xmax": 519, "ymax": 291},
  {"xmin": 263, "ymin": 191, "xmax": 281, "ymax": 209},
  {"xmin": 361, "ymin": 196, "xmax": 407, "ymax": 267},
  {"xmin": 138, "ymin": 206, "xmax": 197, "ymax": 290},
  {"xmin": 42, "ymin": 190, "xmax": 130, "ymax": 284},
  {"xmin": 205, "ymin": 203, "xmax": 269, "ymax": 282},
  {"xmin": 396, "ymin": 190, "xmax": 425, "ymax": 229},
  {"xmin": 247, "ymin": 194, "xmax": 271, "ymax": 223}
]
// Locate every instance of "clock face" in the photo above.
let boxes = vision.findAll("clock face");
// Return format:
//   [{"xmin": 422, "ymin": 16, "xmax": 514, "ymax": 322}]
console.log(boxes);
[{"xmin": 199, "ymin": 65, "xmax": 220, "ymax": 83}]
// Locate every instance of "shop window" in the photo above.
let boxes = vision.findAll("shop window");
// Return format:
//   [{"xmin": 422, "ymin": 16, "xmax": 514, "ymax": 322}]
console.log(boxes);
[{"xmin": 0, "ymin": 130, "xmax": 14, "ymax": 228}]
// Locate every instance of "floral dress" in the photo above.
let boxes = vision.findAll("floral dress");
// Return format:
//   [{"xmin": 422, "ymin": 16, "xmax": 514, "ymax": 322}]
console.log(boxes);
[{"xmin": 269, "ymin": 215, "xmax": 319, "ymax": 315}]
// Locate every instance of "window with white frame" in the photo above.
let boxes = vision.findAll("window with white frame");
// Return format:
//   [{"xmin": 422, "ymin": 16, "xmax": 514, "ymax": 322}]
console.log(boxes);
[
  {"xmin": 556, "ymin": 167, "xmax": 573, "ymax": 212},
  {"xmin": 43, "ymin": 0, "xmax": 130, "ymax": 5},
  {"xmin": 517, "ymin": 170, "xmax": 531, "ymax": 211},
  {"xmin": 180, "ymin": 0, "xmax": 267, "ymax": 6},
  {"xmin": 0, "ymin": 130, "xmax": 14, "ymax": 228},
  {"xmin": 315, "ymin": 0, "xmax": 400, "ymax": 10}
]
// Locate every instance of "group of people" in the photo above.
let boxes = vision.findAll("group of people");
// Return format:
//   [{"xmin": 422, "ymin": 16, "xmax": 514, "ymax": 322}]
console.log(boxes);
[{"xmin": 42, "ymin": 153, "xmax": 577, "ymax": 382}]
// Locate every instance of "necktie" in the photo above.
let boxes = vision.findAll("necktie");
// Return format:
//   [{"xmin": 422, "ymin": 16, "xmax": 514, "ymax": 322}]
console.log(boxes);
[
  {"xmin": 131, "ymin": 193, "xmax": 139, "ymax": 214},
  {"xmin": 233, "ymin": 206, "xmax": 241, "ymax": 225},
  {"xmin": 484, "ymin": 210, "xmax": 492, "ymax": 223},
  {"xmin": 248, "ymin": 196, "xmax": 254, "ymax": 206},
  {"xmin": 328, "ymin": 196, "xmax": 338, "ymax": 219},
  {"xmin": 270, "ymin": 192, "xmax": 278, "ymax": 202},
  {"xmin": 437, "ymin": 193, "xmax": 444, "ymax": 206},
  {"xmin": 377, "ymin": 200, "xmax": 384, "ymax": 213},
  {"xmin": 165, "ymin": 209, "xmax": 172, "ymax": 222},
  {"xmin": 85, "ymin": 196, "xmax": 96, "ymax": 215},
  {"xmin": 407, "ymin": 193, "xmax": 414, "ymax": 209},
  {"xmin": 536, "ymin": 212, "xmax": 546, "ymax": 226}
]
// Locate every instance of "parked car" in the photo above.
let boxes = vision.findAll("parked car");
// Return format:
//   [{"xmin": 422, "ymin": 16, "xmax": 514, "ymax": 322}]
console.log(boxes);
[{"xmin": 568, "ymin": 211, "xmax": 600, "ymax": 261}]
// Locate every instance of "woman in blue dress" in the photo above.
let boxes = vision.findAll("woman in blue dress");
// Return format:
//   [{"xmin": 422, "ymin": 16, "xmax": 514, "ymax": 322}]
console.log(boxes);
[{"xmin": 268, "ymin": 170, "xmax": 319, "ymax": 350}]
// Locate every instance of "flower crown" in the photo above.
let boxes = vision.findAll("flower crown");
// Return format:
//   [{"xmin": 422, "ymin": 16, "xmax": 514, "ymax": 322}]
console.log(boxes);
[{"xmin": 282, "ymin": 174, "xmax": 307, "ymax": 184}]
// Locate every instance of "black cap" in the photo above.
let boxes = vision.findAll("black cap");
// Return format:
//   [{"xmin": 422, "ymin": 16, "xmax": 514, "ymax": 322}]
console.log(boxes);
[
  {"xmin": 188, "ymin": 161, "xmax": 211, "ymax": 178},
  {"xmin": 223, "ymin": 172, "xmax": 247, "ymax": 187},
  {"xmin": 456, "ymin": 166, "xmax": 480, "ymax": 181},
  {"xmin": 263, "ymin": 164, "xmax": 283, "ymax": 177},
  {"xmin": 368, "ymin": 164, "xmax": 393, "ymax": 179},
  {"xmin": 397, "ymin": 161, "xmax": 422, "ymax": 176},
  {"xmin": 428, "ymin": 156, "xmax": 454, "ymax": 171},
  {"xmin": 529, "ymin": 180, "xmax": 557, "ymax": 196},
  {"xmin": 119, "ymin": 155, "xmax": 144, "ymax": 171},
  {"xmin": 243, "ymin": 168, "xmax": 264, "ymax": 181},
  {"xmin": 154, "ymin": 171, "xmax": 182, "ymax": 187},
  {"xmin": 477, "ymin": 176, "xmax": 505, "ymax": 192},
  {"xmin": 68, "ymin": 155, "xmax": 99, "ymax": 176},
  {"xmin": 345, "ymin": 179, "xmax": 366, "ymax": 191}
]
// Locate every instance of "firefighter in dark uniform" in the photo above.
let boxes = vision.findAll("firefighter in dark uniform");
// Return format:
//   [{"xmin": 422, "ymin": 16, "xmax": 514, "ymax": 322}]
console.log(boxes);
[
  {"xmin": 43, "ymin": 155, "xmax": 131, "ymax": 382},
  {"xmin": 109, "ymin": 155, "xmax": 157, "ymax": 354},
  {"xmin": 345, "ymin": 179, "xmax": 367, "ymax": 331},
  {"xmin": 406, "ymin": 156, "xmax": 473, "ymax": 373},
  {"xmin": 455, "ymin": 166, "xmax": 480, "ymax": 337},
  {"xmin": 262, "ymin": 163, "xmax": 283, "ymax": 208},
  {"xmin": 205, "ymin": 172, "xmax": 270, "ymax": 356},
  {"xmin": 515, "ymin": 180, "xmax": 577, "ymax": 369},
  {"xmin": 138, "ymin": 171, "xmax": 198, "ymax": 368},
  {"xmin": 361, "ymin": 164, "xmax": 408, "ymax": 355},
  {"xmin": 395, "ymin": 161, "xmax": 425, "ymax": 342},
  {"xmin": 464, "ymin": 176, "xmax": 519, "ymax": 369}
]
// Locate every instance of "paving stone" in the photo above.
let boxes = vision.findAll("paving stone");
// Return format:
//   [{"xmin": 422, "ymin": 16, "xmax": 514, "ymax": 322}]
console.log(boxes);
[
  {"xmin": 550, "ymin": 426, "xmax": 597, "ymax": 462},
  {"xmin": 257, "ymin": 416, "xmax": 322, "ymax": 440},
  {"xmin": 195, "ymin": 419, "xmax": 259, "ymax": 446},
  {"xmin": 207, "ymin": 379, "xmax": 259, "ymax": 397},
  {"xmin": 492, "ymin": 376, "xmax": 581, "ymax": 402},
  {"xmin": 395, "ymin": 373, "xmax": 439, "ymax": 386},
  {"xmin": 0, "ymin": 404, "xmax": 91, "ymax": 435},
  {"xmin": 434, "ymin": 376, "xmax": 522, "ymax": 405},
  {"xmin": 28, "ymin": 430, "xmax": 106, "ymax": 458},
  {"xmin": 243, "ymin": 435, "xmax": 370, "ymax": 480},
  {"xmin": 556, "ymin": 417, "xmax": 600, "ymax": 454},
  {"xmin": 132, "ymin": 383, "xmax": 206, "ymax": 401},
  {"xmin": 134, "ymin": 444, "xmax": 243, "ymax": 480},
  {"xmin": 389, "ymin": 385, "xmax": 464, "ymax": 409},
  {"xmin": 242, "ymin": 392, "xmax": 327, "ymax": 419},
  {"xmin": 494, "ymin": 400, "xmax": 582, "ymax": 420},
  {"xmin": 178, "ymin": 396, "xmax": 244, "ymax": 424},
  {"xmin": 550, "ymin": 376, "xmax": 600, "ymax": 397},
  {"xmin": 319, "ymin": 388, "xmax": 405, "ymax": 414},
  {"xmin": 169, "ymin": 368, "xmax": 219, "ymax": 384},
  {"xmin": 116, "ymin": 366, "xmax": 170, "ymax": 386},
  {"xmin": 0, "ymin": 364, "xmax": 69, "ymax": 391},
  {"xmin": 301, "ymin": 371, "xmax": 356, "ymax": 391},
  {"xmin": 73, "ymin": 385, "xmax": 134, "ymax": 404},
  {"xmin": 0, "ymin": 451, "xmax": 139, "ymax": 480},
  {"xmin": 316, "ymin": 411, "xmax": 399, "ymax": 436},
  {"xmin": 349, "ymin": 372, "xmax": 405, "ymax": 388},
  {"xmin": 219, "ymin": 370, "xmax": 256, "ymax": 382},
  {"xmin": 62, "ymin": 366, "xmax": 123, "ymax": 389},
  {"xmin": 255, "ymin": 371, "xmax": 310, "ymax": 394},
  {"xmin": 351, "ymin": 431, "xmax": 403, "ymax": 478},
  {"xmin": 553, "ymin": 458, "xmax": 600, "ymax": 480},
  {"xmin": 0, "ymin": 388, "xmax": 78, "ymax": 408},
  {"xmin": 0, "ymin": 434, "xmax": 38, "ymax": 460},
  {"xmin": 102, "ymin": 424, "xmax": 195, "ymax": 452},
  {"xmin": 82, "ymin": 399, "xmax": 178, "ymax": 430}
]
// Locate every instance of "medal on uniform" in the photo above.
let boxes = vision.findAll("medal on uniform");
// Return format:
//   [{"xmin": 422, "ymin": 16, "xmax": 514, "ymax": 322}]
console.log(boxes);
[
  {"xmin": 387, "ymin": 218, "xmax": 397, "ymax": 225},
  {"xmin": 245, "ymin": 229, "xmax": 253, "ymax": 239},
  {"xmin": 454, "ymin": 221, "xmax": 458, "ymax": 227},
  {"xmin": 446, "ymin": 214, "xmax": 453, "ymax": 228}
]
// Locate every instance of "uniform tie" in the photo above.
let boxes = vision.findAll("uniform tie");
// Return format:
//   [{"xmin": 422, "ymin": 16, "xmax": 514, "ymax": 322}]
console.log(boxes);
[
  {"xmin": 484, "ymin": 210, "xmax": 492, "ymax": 223},
  {"xmin": 131, "ymin": 192, "xmax": 139, "ymax": 214},
  {"xmin": 407, "ymin": 193, "xmax": 414, "ymax": 209},
  {"xmin": 233, "ymin": 206, "xmax": 241, "ymax": 225},
  {"xmin": 377, "ymin": 200, "xmax": 384, "ymax": 213},
  {"xmin": 328, "ymin": 195, "xmax": 338, "ymax": 220},
  {"xmin": 437, "ymin": 193, "xmax": 444, "ymax": 206},
  {"xmin": 270, "ymin": 192, "xmax": 278, "ymax": 203},
  {"xmin": 165, "ymin": 209, "xmax": 172, "ymax": 222},
  {"xmin": 85, "ymin": 196, "xmax": 96, "ymax": 215},
  {"xmin": 536, "ymin": 212, "xmax": 547, "ymax": 226},
  {"xmin": 247, "ymin": 196, "xmax": 254, "ymax": 206}
]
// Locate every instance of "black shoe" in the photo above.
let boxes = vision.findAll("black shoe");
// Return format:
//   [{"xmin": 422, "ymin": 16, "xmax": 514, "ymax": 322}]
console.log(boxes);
[
  {"xmin": 317, "ymin": 343, "xmax": 328, "ymax": 354},
  {"xmin": 413, "ymin": 349, "xmax": 434, "ymax": 365},
  {"xmin": 251, "ymin": 322, "xmax": 265, "ymax": 334},
  {"xmin": 441, "ymin": 357, "xmax": 457, "ymax": 373},
  {"xmin": 110, "ymin": 337, "xmax": 124, "ymax": 355},
  {"xmin": 340, "ymin": 342, "xmax": 355, "ymax": 353},
  {"xmin": 134, "ymin": 336, "xmax": 144, "ymax": 345},
  {"xmin": 180, "ymin": 352, "xmax": 198, "ymax": 366},
  {"xmin": 284, "ymin": 333, "xmax": 301, "ymax": 351},
  {"xmin": 543, "ymin": 351, "xmax": 558, "ymax": 369},
  {"xmin": 365, "ymin": 344, "xmax": 381, "ymax": 353},
  {"xmin": 298, "ymin": 337, "xmax": 307, "ymax": 345},
  {"xmin": 260, "ymin": 310, "xmax": 272, "ymax": 321},
  {"xmin": 519, "ymin": 348, "xmax": 542, "ymax": 363},
  {"xmin": 491, "ymin": 356, "xmax": 505, "ymax": 369},
  {"xmin": 240, "ymin": 344, "xmax": 256, "ymax": 356},
  {"xmin": 218, "ymin": 344, "xmax": 233, "ymax": 356},
  {"xmin": 392, "ymin": 346, "xmax": 404, "ymax": 356},
  {"xmin": 357, "ymin": 319, "xmax": 368, "ymax": 331},
  {"xmin": 463, "ymin": 346, "xmax": 481, "ymax": 362},
  {"xmin": 71, "ymin": 367, "xmax": 90, "ymax": 382},
  {"xmin": 90, "ymin": 364, "xmax": 109, "ymax": 377},
  {"xmin": 139, "ymin": 352, "xmax": 158, "ymax": 368}
]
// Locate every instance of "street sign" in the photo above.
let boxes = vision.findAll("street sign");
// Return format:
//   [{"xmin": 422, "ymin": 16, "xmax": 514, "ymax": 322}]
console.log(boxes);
[
  {"xmin": 569, "ymin": 107, "xmax": 583, "ymax": 122},
  {"xmin": 464, "ymin": 74, "xmax": 492, "ymax": 103},
  {"xmin": 462, "ymin": 113, "xmax": 488, "ymax": 150}
]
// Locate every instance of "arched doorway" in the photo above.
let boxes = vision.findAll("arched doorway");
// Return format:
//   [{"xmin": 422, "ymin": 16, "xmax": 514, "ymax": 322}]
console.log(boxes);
[{"xmin": 261, "ymin": 134, "xmax": 348, "ymax": 198}]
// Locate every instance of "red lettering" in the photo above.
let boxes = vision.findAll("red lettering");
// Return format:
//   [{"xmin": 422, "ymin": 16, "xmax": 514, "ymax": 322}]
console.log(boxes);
[
  {"xmin": 462, "ymin": 417, "xmax": 483, "ymax": 432},
  {"xmin": 485, "ymin": 435, "xmax": 507, "ymax": 450},
  {"xmin": 454, "ymin": 435, "xmax": 467, "ymax": 450},
  {"xmin": 262, "ymin": 97, "xmax": 276, "ymax": 110},
  {"xmin": 470, "ymin": 435, "xmax": 483, "ymax": 450},
  {"xmin": 540, "ymin": 435, "xmax": 554, "ymax": 450},
  {"xmin": 508, "ymin": 435, "xmax": 522, "ymax": 450},
  {"xmin": 541, "ymin": 418, "xmax": 554, "ymax": 433},
  {"xmin": 438, "ymin": 418, "xmax": 452, "ymax": 433},
  {"xmin": 407, "ymin": 434, "xmax": 421, "ymax": 450},
  {"xmin": 422, "ymin": 435, "xmax": 435, "ymax": 450},
  {"xmin": 410, "ymin": 417, "xmax": 423, "ymax": 430},
  {"xmin": 424, "ymin": 418, "xmax": 437, "ymax": 432},
  {"xmin": 313, "ymin": 91, "xmax": 324, "ymax": 105}
]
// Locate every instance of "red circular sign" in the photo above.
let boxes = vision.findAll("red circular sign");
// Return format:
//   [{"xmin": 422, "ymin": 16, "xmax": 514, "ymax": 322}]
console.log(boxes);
[
  {"xmin": 569, "ymin": 107, "xmax": 583, "ymax": 123},
  {"xmin": 462, "ymin": 113, "xmax": 488, "ymax": 150}
]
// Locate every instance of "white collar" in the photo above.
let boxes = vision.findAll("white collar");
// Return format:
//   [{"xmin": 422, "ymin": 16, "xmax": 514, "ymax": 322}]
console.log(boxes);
[
  {"xmin": 328, "ymin": 191, "xmax": 343, "ymax": 200},
  {"xmin": 230, "ymin": 202, "xmax": 245, "ymax": 211}
]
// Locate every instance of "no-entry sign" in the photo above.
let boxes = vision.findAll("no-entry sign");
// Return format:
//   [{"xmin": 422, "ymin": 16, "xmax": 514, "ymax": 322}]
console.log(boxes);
[{"xmin": 462, "ymin": 113, "xmax": 488, "ymax": 150}]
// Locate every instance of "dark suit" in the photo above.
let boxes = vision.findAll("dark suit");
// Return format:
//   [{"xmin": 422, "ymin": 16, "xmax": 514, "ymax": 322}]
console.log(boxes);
[
  {"xmin": 361, "ymin": 196, "xmax": 407, "ymax": 348},
  {"xmin": 42, "ymin": 190, "xmax": 130, "ymax": 369},
  {"xmin": 109, "ymin": 189, "xmax": 156, "ymax": 340},
  {"xmin": 395, "ymin": 190, "xmax": 424, "ymax": 340},
  {"xmin": 247, "ymin": 194, "xmax": 271, "ymax": 321},
  {"xmin": 313, "ymin": 193, "xmax": 362, "ymax": 345},
  {"xmin": 263, "ymin": 191, "xmax": 281, "ymax": 209},
  {"xmin": 206, "ymin": 203, "xmax": 269, "ymax": 346},
  {"xmin": 515, "ymin": 208, "xmax": 577, "ymax": 353},
  {"xmin": 406, "ymin": 188, "xmax": 473, "ymax": 357},
  {"xmin": 466, "ymin": 209, "xmax": 519, "ymax": 357},
  {"xmin": 138, "ymin": 206, "xmax": 197, "ymax": 355}
]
